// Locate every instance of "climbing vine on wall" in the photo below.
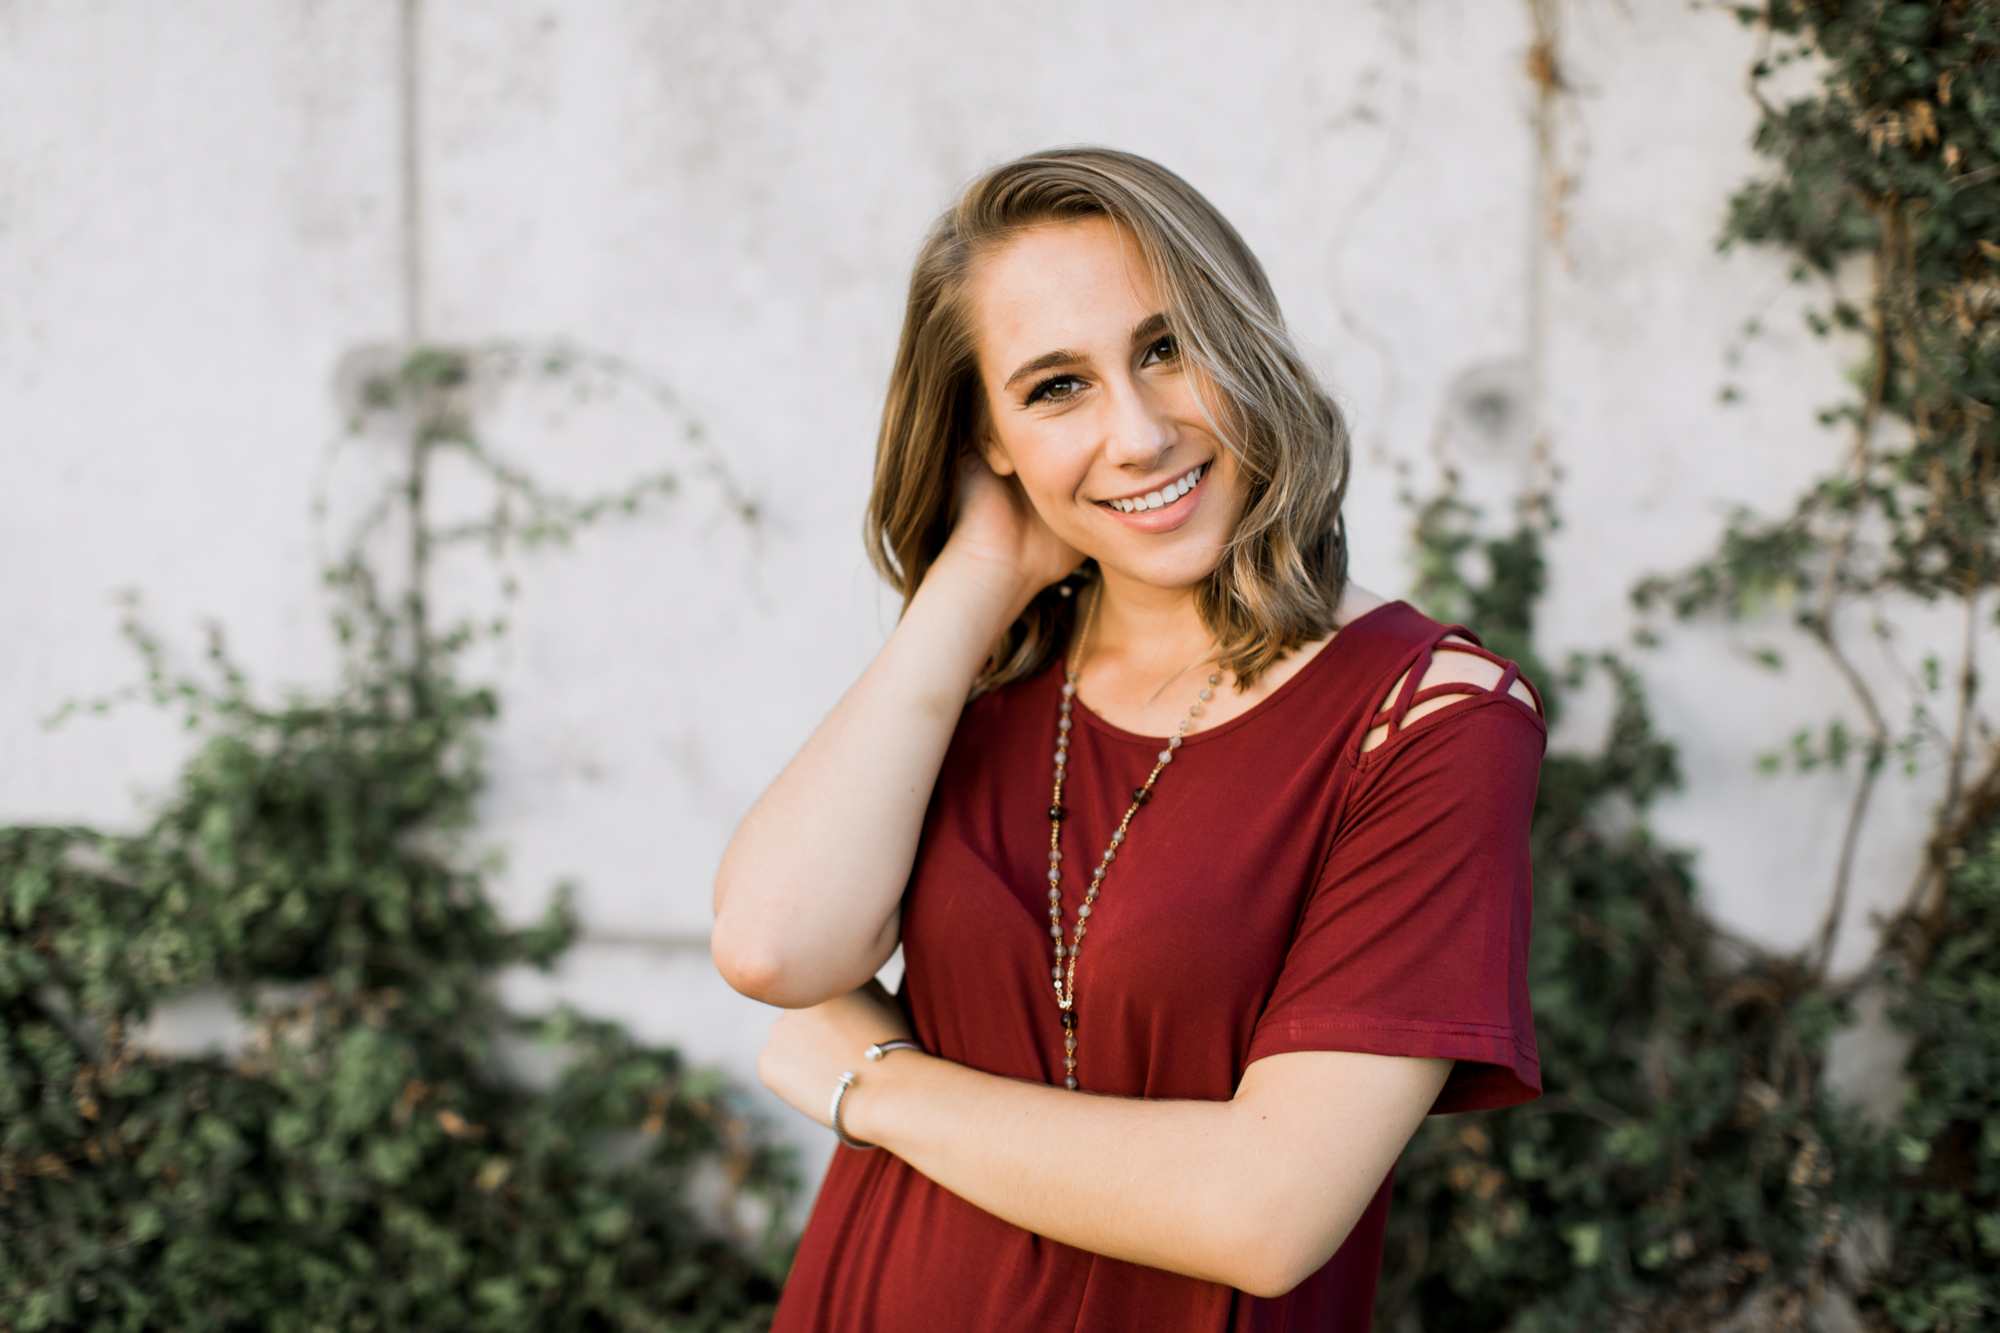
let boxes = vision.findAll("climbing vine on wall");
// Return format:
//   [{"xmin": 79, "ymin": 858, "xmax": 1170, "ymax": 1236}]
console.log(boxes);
[
  {"xmin": 1655, "ymin": 0, "xmax": 2000, "ymax": 974},
  {"xmin": 1384, "ymin": 3, "xmax": 1999, "ymax": 1330},
  {"xmin": 1380, "ymin": 504, "xmax": 1881, "ymax": 1333},
  {"xmin": 0, "ymin": 348, "xmax": 791, "ymax": 1332},
  {"xmin": 1677, "ymin": 5, "xmax": 2000, "ymax": 1324}
]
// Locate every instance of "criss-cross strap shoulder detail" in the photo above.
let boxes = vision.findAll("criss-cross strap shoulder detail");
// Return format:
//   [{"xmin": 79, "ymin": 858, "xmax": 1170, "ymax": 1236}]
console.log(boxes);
[{"xmin": 1361, "ymin": 629, "xmax": 1543, "ymax": 755}]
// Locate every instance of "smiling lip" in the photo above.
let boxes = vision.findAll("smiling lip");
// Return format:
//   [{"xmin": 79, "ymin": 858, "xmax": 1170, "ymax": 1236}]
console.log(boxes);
[
  {"xmin": 1095, "ymin": 462, "xmax": 1208, "ymax": 533},
  {"xmin": 1098, "ymin": 463, "xmax": 1205, "ymax": 514}
]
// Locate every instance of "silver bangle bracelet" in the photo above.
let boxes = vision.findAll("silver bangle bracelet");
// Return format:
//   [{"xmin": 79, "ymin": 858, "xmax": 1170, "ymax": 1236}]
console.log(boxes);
[
  {"xmin": 830, "ymin": 1039, "xmax": 924, "ymax": 1151},
  {"xmin": 830, "ymin": 1070, "xmax": 875, "ymax": 1150}
]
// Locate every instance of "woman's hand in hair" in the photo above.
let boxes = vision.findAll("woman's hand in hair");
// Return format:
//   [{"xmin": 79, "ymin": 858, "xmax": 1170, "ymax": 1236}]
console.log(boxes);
[{"xmin": 938, "ymin": 452, "xmax": 1082, "ymax": 616}]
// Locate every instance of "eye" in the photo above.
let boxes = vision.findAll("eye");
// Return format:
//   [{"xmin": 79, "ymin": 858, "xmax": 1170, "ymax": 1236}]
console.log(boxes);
[
  {"xmin": 1025, "ymin": 374, "xmax": 1084, "ymax": 405},
  {"xmin": 1139, "ymin": 334, "xmax": 1179, "ymax": 367}
]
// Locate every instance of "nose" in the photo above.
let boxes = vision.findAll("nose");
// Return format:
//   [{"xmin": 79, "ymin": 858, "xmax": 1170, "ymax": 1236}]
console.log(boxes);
[{"xmin": 1100, "ymin": 372, "xmax": 1178, "ymax": 471}]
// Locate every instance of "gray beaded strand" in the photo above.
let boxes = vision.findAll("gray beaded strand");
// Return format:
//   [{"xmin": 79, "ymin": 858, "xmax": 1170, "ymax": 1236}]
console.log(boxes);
[{"xmin": 1047, "ymin": 586, "xmax": 1219, "ymax": 1091}]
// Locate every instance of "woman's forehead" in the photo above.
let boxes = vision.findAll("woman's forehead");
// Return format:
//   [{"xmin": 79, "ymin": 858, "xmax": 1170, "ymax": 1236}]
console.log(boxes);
[{"xmin": 969, "ymin": 218, "xmax": 1162, "ymax": 371}]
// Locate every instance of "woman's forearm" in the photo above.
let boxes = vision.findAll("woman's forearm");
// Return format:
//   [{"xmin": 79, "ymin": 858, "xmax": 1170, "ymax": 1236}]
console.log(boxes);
[
  {"xmin": 711, "ymin": 552, "xmax": 1035, "ymax": 1007},
  {"xmin": 837, "ymin": 1048, "xmax": 1449, "ymax": 1298}
]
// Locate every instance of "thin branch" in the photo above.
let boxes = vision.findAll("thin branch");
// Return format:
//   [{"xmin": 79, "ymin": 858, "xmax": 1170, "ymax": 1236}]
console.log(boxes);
[
  {"xmin": 1812, "ymin": 248, "xmax": 1889, "ymax": 638},
  {"xmin": 406, "ymin": 422, "xmax": 434, "ymax": 695},
  {"xmin": 1744, "ymin": 6, "xmax": 1778, "ymax": 120},
  {"xmin": 1942, "ymin": 584, "xmax": 1982, "ymax": 824},
  {"xmin": 1947, "ymin": 161, "xmax": 2000, "ymax": 191},
  {"xmin": 425, "ymin": 449, "xmax": 681, "ymax": 551},
  {"xmin": 1806, "ymin": 616, "xmax": 1890, "ymax": 981},
  {"xmin": 1866, "ymin": 610, "xmax": 1954, "ymax": 754},
  {"xmin": 1799, "ymin": 243, "xmax": 1894, "ymax": 982},
  {"xmin": 399, "ymin": 0, "xmax": 432, "ymax": 697},
  {"xmin": 544, "ymin": 343, "xmax": 763, "ymax": 527},
  {"xmin": 1811, "ymin": 735, "xmax": 1881, "ymax": 979},
  {"xmin": 1894, "ymin": 586, "xmax": 1995, "ymax": 958}
]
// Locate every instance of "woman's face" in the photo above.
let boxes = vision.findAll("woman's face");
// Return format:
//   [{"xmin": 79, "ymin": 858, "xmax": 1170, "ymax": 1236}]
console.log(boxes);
[{"xmin": 968, "ymin": 216, "xmax": 1245, "ymax": 593}]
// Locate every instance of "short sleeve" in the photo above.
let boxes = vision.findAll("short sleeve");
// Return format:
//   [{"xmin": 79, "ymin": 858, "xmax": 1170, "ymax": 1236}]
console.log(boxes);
[{"xmin": 1245, "ymin": 696, "xmax": 1544, "ymax": 1114}]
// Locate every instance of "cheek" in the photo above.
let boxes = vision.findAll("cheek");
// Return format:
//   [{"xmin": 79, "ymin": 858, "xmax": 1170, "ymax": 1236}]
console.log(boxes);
[
  {"xmin": 1007, "ymin": 435, "xmax": 1091, "ymax": 510},
  {"xmin": 1207, "ymin": 453, "xmax": 1251, "ymax": 517},
  {"xmin": 1022, "ymin": 476, "xmax": 1095, "ymax": 538}
]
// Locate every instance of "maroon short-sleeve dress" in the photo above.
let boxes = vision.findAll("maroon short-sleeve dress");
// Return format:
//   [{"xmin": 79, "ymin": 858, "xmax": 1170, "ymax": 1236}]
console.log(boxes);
[{"xmin": 773, "ymin": 601, "xmax": 1545, "ymax": 1332}]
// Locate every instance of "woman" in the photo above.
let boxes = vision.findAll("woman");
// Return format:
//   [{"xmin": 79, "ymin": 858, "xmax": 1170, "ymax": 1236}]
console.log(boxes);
[{"xmin": 712, "ymin": 147, "xmax": 1544, "ymax": 1331}]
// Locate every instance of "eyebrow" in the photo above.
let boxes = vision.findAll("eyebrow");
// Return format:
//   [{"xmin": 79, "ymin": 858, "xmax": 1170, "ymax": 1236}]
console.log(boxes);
[{"xmin": 1001, "ymin": 312, "xmax": 1173, "ymax": 392}]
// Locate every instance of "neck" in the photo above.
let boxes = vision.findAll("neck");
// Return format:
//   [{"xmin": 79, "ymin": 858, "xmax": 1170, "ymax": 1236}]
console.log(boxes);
[{"xmin": 1084, "ymin": 565, "xmax": 1219, "ymax": 685}]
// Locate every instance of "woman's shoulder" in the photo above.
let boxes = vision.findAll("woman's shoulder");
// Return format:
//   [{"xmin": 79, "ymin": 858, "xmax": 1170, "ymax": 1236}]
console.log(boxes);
[
  {"xmin": 1294, "ymin": 591, "xmax": 1453, "ymax": 691},
  {"xmin": 1321, "ymin": 590, "xmax": 1527, "ymax": 681},
  {"xmin": 1266, "ymin": 593, "xmax": 1543, "ymax": 755},
  {"xmin": 1335, "ymin": 604, "xmax": 1546, "ymax": 757}
]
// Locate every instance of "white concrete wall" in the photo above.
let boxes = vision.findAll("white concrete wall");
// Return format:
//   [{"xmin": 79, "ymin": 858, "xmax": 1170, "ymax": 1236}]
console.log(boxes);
[{"xmin": 4, "ymin": 1, "xmax": 1976, "ymax": 1204}]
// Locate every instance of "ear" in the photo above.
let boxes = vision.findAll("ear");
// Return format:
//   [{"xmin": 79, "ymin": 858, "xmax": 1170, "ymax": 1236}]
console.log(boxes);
[
  {"xmin": 968, "ymin": 389, "xmax": 1017, "ymax": 477},
  {"xmin": 976, "ymin": 431, "xmax": 1018, "ymax": 478}
]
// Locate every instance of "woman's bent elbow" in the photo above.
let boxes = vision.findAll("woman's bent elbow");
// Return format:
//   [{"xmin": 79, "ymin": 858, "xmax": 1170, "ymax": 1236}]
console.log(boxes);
[
  {"xmin": 1232, "ymin": 1261, "xmax": 1315, "ymax": 1303},
  {"xmin": 1219, "ymin": 1209, "xmax": 1355, "ymax": 1299},
  {"xmin": 710, "ymin": 923, "xmax": 866, "ymax": 1008},
  {"xmin": 1227, "ymin": 1247, "xmax": 1329, "ymax": 1301},
  {"xmin": 710, "ymin": 921, "xmax": 788, "ymax": 1004}
]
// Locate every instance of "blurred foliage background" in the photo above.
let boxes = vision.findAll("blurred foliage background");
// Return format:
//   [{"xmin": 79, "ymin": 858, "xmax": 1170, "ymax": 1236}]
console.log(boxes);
[{"xmin": 1, "ymin": 352, "xmax": 792, "ymax": 1332}]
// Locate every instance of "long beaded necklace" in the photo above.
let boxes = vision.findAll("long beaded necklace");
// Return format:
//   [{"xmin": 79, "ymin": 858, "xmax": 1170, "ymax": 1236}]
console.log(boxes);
[{"xmin": 1046, "ymin": 584, "xmax": 1220, "ymax": 1090}]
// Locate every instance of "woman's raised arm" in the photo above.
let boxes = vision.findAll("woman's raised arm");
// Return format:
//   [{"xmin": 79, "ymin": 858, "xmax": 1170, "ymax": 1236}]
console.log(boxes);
[{"xmin": 711, "ymin": 461, "xmax": 1080, "ymax": 1009}]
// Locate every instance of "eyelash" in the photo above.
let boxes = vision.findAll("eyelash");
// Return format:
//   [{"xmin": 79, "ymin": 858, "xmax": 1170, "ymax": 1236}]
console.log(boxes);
[
  {"xmin": 1025, "ymin": 375, "xmax": 1083, "ymax": 406},
  {"xmin": 1023, "ymin": 336, "xmax": 1179, "ymax": 406}
]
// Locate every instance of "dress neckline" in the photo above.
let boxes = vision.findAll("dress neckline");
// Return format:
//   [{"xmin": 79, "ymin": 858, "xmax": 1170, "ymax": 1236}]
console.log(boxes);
[{"xmin": 1066, "ymin": 599, "xmax": 1410, "ymax": 747}]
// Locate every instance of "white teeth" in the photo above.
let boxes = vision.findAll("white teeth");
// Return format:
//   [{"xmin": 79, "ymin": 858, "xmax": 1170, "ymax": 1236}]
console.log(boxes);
[{"xmin": 1108, "ymin": 464, "xmax": 1204, "ymax": 515}]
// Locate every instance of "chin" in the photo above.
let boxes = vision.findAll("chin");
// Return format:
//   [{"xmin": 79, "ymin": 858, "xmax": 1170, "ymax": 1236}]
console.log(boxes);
[{"xmin": 1092, "ymin": 546, "xmax": 1226, "ymax": 592}]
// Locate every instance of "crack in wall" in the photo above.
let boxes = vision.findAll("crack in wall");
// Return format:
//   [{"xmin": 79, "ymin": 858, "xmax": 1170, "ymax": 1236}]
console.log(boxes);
[
  {"xmin": 398, "ymin": 0, "xmax": 426, "ymax": 344},
  {"xmin": 1323, "ymin": 0, "xmax": 1419, "ymax": 470}
]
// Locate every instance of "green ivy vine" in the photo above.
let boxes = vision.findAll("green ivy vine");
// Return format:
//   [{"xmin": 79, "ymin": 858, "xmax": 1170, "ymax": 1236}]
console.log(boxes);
[
  {"xmin": 1380, "ymin": 501, "xmax": 1882, "ymax": 1333},
  {"xmin": 1383, "ymin": 4, "xmax": 2000, "ymax": 1330},
  {"xmin": 1, "ymin": 348, "xmax": 791, "ymax": 1332}
]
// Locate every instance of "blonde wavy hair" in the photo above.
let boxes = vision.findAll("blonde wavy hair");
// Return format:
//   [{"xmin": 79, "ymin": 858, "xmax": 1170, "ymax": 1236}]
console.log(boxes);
[{"xmin": 866, "ymin": 146, "xmax": 1350, "ymax": 693}]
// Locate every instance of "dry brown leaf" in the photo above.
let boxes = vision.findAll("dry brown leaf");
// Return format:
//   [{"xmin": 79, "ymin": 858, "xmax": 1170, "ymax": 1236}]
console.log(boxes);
[{"xmin": 435, "ymin": 1109, "xmax": 485, "ymax": 1140}]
